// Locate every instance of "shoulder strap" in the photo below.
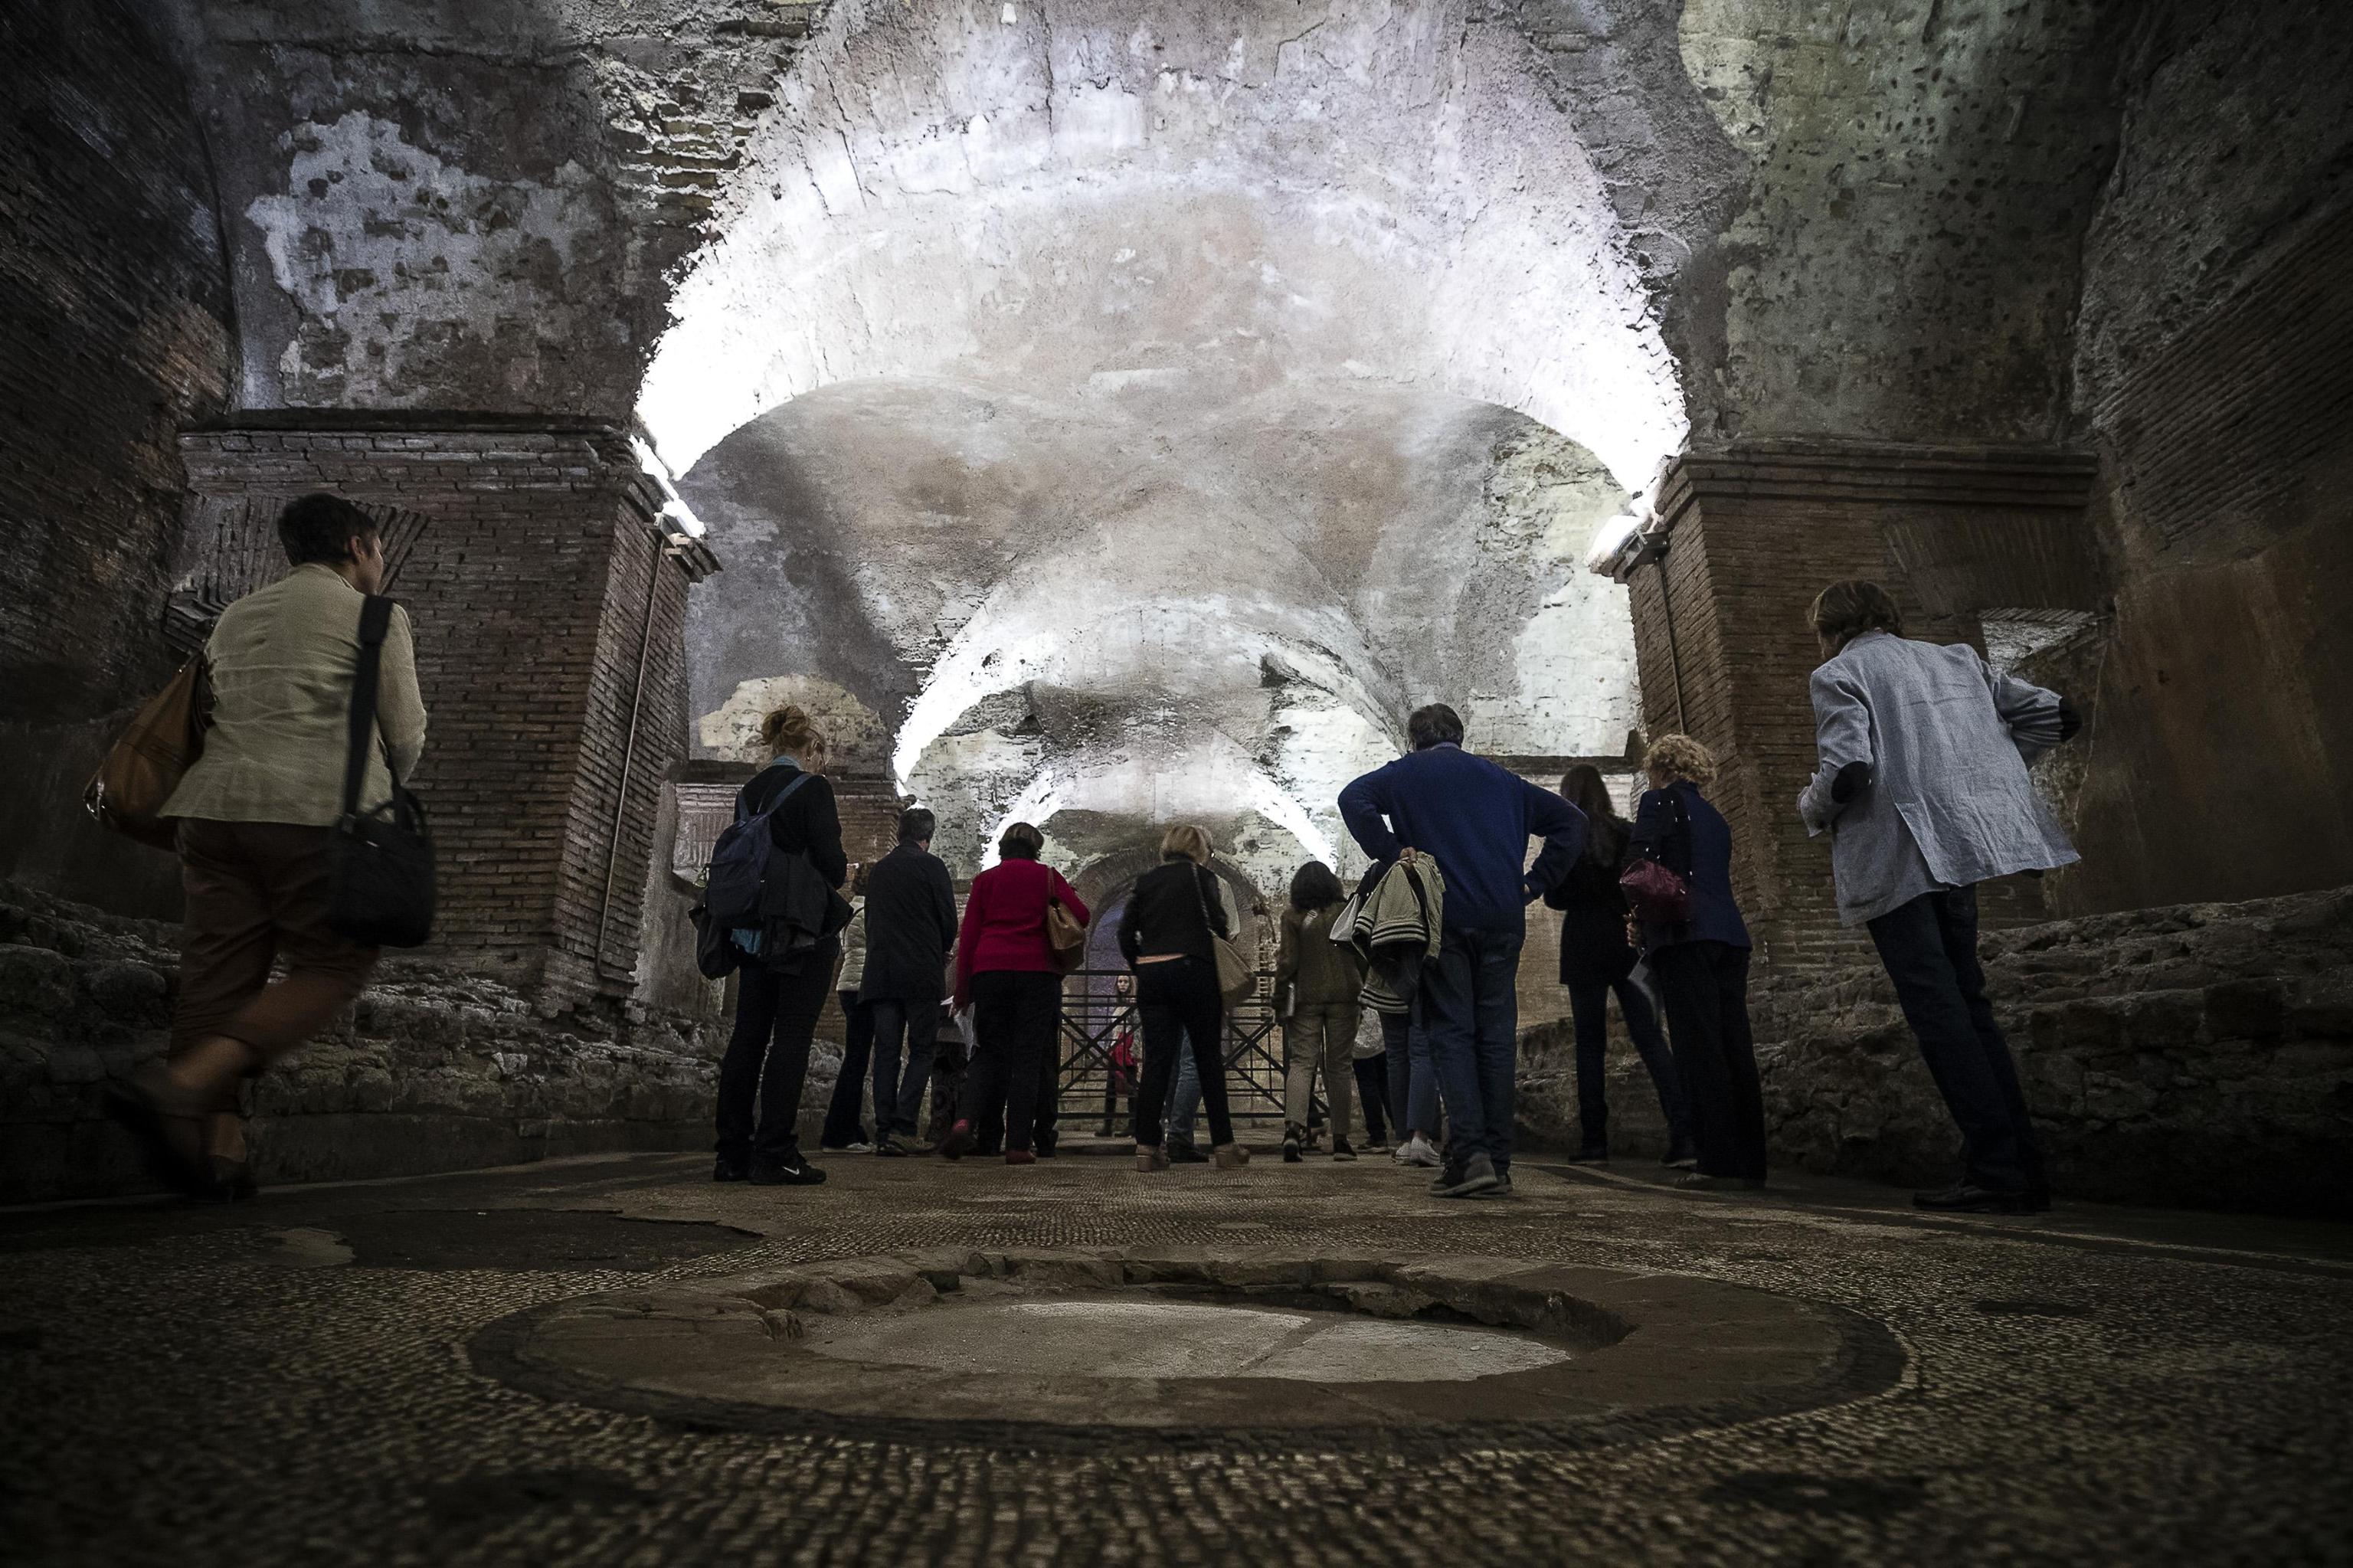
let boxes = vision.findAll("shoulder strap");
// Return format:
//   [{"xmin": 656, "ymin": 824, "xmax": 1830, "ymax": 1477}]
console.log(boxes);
[
  {"xmin": 1190, "ymin": 863, "xmax": 1220, "ymax": 941},
  {"xmin": 736, "ymin": 766, "xmax": 813, "ymax": 826},
  {"xmin": 340, "ymin": 595, "xmax": 395, "ymax": 821}
]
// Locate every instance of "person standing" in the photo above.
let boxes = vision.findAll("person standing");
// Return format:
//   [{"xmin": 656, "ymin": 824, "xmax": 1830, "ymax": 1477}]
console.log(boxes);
[
  {"xmin": 1099, "ymin": 974, "xmax": 1140, "ymax": 1138},
  {"xmin": 1340, "ymin": 704, "xmax": 1583, "ymax": 1198},
  {"xmin": 1799, "ymin": 580, "xmax": 2078, "ymax": 1214},
  {"xmin": 106, "ymin": 494, "xmax": 425, "ymax": 1200},
  {"xmin": 1121, "ymin": 825, "xmax": 1251, "ymax": 1172},
  {"xmin": 939, "ymin": 822, "xmax": 1088, "ymax": 1165},
  {"xmin": 712, "ymin": 705, "xmax": 846, "ymax": 1186},
  {"xmin": 1274, "ymin": 860, "xmax": 1367, "ymax": 1162},
  {"xmin": 1630, "ymin": 735, "xmax": 1764, "ymax": 1191},
  {"xmin": 819, "ymin": 865, "xmax": 875, "ymax": 1154},
  {"xmin": 1547, "ymin": 765, "xmax": 1695, "ymax": 1167},
  {"xmin": 860, "ymin": 807, "xmax": 959, "ymax": 1157}
]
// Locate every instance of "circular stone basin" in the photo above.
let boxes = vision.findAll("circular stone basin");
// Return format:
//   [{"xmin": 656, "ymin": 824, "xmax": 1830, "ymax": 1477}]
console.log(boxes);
[
  {"xmin": 477, "ymin": 1246, "xmax": 1906, "ymax": 1446},
  {"xmin": 803, "ymin": 1297, "xmax": 1572, "ymax": 1383}
]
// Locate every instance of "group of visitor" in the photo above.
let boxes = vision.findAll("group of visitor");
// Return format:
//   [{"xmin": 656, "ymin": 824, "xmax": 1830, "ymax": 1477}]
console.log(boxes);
[{"xmin": 100, "ymin": 493, "xmax": 2078, "ymax": 1221}]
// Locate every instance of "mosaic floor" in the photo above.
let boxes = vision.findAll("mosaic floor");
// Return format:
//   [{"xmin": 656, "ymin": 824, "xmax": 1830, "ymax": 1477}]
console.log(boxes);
[{"xmin": 2, "ymin": 1140, "xmax": 2349, "ymax": 1566}]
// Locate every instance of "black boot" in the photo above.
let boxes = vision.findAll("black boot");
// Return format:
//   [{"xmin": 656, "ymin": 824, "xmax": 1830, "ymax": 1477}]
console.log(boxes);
[
  {"xmin": 1565, "ymin": 1141, "xmax": 1608, "ymax": 1164},
  {"xmin": 1282, "ymin": 1123, "xmax": 1304, "ymax": 1164}
]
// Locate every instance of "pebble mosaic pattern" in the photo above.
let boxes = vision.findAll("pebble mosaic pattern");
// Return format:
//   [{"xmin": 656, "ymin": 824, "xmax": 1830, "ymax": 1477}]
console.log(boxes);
[{"xmin": 2, "ymin": 1149, "xmax": 2349, "ymax": 1565}]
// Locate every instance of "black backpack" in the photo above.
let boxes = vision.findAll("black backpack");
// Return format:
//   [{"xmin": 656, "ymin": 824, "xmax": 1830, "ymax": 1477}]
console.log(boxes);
[{"xmin": 702, "ymin": 769, "xmax": 814, "ymax": 933}]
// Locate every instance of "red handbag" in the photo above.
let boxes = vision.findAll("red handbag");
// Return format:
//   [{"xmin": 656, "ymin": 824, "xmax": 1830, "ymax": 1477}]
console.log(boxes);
[
  {"xmin": 1618, "ymin": 857, "xmax": 1690, "ymax": 925},
  {"xmin": 1619, "ymin": 786, "xmax": 1694, "ymax": 925}
]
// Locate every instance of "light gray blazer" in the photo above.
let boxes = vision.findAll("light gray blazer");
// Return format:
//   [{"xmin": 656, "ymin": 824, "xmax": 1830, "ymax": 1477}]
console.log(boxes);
[{"xmin": 1797, "ymin": 631, "xmax": 2078, "ymax": 925}]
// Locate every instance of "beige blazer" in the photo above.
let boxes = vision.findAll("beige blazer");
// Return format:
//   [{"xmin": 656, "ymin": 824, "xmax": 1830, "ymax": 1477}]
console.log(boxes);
[{"xmin": 164, "ymin": 564, "xmax": 427, "ymax": 827}]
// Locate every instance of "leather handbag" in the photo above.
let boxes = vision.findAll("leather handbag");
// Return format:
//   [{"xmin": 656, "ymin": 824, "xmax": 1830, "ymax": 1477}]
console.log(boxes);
[
  {"xmin": 1190, "ymin": 866, "xmax": 1255, "ymax": 1009},
  {"xmin": 1044, "ymin": 896, "xmax": 1087, "ymax": 974},
  {"xmin": 326, "ymin": 595, "xmax": 435, "ymax": 948},
  {"xmin": 83, "ymin": 656, "xmax": 211, "ymax": 849},
  {"xmin": 1618, "ymin": 787, "xmax": 1693, "ymax": 927}
]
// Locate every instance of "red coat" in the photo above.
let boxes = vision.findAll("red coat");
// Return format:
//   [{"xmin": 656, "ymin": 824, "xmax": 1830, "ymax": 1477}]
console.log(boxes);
[{"xmin": 953, "ymin": 858, "xmax": 1090, "ymax": 1007}]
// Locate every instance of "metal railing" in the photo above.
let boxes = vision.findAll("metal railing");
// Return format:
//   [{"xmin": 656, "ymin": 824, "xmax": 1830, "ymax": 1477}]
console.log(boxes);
[{"xmin": 1056, "ymin": 967, "xmax": 1287, "ymax": 1124}]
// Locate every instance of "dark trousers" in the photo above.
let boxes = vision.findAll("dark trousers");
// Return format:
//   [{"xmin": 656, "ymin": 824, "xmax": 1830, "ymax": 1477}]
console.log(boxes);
[
  {"xmin": 1566, "ymin": 971, "xmax": 1691, "ymax": 1150},
  {"xmin": 959, "ymin": 971, "xmax": 1062, "ymax": 1153},
  {"xmin": 1418, "ymin": 925, "xmax": 1525, "ymax": 1174},
  {"xmin": 1132, "ymin": 957, "xmax": 1233, "ymax": 1148},
  {"xmin": 1649, "ymin": 941, "xmax": 1766, "ymax": 1181},
  {"xmin": 1352, "ymin": 1055, "xmax": 1389, "ymax": 1143},
  {"xmin": 715, "ymin": 948, "xmax": 836, "ymax": 1165},
  {"xmin": 1868, "ymin": 886, "xmax": 2045, "ymax": 1195},
  {"xmin": 869, "ymin": 994, "xmax": 940, "ymax": 1141},
  {"xmin": 928, "ymin": 1021, "xmax": 967, "ymax": 1144},
  {"xmin": 174, "ymin": 820, "xmax": 380, "ymax": 1105},
  {"xmin": 820, "ymin": 991, "xmax": 875, "ymax": 1147}
]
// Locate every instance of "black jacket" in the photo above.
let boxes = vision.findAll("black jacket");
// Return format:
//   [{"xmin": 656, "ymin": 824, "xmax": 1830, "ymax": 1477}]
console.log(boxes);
[
  {"xmin": 1118, "ymin": 856, "xmax": 1229, "ymax": 966},
  {"xmin": 738, "ymin": 763, "xmax": 851, "ymax": 955},
  {"xmin": 858, "ymin": 841, "xmax": 959, "ymax": 1002},
  {"xmin": 740, "ymin": 763, "xmax": 848, "ymax": 887},
  {"xmin": 1629, "ymin": 781, "xmax": 1751, "ymax": 952},
  {"xmin": 1543, "ymin": 816, "xmax": 1638, "ymax": 987}
]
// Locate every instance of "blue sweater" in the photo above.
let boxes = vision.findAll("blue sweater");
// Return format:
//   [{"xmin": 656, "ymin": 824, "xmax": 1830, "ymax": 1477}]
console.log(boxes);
[{"xmin": 1339, "ymin": 745, "xmax": 1586, "ymax": 933}]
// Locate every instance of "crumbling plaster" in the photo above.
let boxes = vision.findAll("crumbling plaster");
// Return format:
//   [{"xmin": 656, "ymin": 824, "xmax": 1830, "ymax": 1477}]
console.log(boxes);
[{"xmin": 679, "ymin": 378, "xmax": 1631, "ymax": 882}]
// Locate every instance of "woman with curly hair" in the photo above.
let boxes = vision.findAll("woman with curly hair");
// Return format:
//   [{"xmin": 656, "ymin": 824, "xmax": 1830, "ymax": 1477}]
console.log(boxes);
[{"xmin": 1628, "ymin": 734, "xmax": 1763, "ymax": 1190}]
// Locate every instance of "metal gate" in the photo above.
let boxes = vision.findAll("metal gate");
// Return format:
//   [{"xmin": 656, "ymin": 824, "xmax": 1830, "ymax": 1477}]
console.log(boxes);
[{"xmin": 1056, "ymin": 968, "xmax": 1285, "ymax": 1126}]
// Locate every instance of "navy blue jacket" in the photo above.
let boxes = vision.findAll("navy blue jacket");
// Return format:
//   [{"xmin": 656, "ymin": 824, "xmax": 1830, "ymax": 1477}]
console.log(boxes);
[
  {"xmin": 1339, "ymin": 744, "xmax": 1586, "ymax": 933},
  {"xmin": 1629, "ymin": 781, "xmax": 1750, "ymax": 951}
]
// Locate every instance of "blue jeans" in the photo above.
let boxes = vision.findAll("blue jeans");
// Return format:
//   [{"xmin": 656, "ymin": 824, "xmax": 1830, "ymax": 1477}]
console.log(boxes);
[
  {"xmin": 1416, "ymin": 925, "xmax": 1524, "ymax": 1174},
  {"xmin": 1379, "ymin": 1009, "xmax": 1441, "ymax": 1139},
  {"xmin": 868, "ymin": 996, "xmax": 939, "ymax": 1141},
  {"xmin": 1164, "ymin": 1025, "xmax": 1201, "ymax": 1144}
]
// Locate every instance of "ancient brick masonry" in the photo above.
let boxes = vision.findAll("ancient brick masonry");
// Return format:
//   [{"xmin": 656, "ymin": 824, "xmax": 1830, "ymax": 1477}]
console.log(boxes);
[
  {"xmin": 178, "ymin": 417, "xmax": 715, "ymax": 1007},
  {"xmin": 1620, "ymin": 440, "xmax": 2103, "ymax": 969},
  {"xmin": 0, "ymin": 0, "xmax": 234, "ymax": 914}
]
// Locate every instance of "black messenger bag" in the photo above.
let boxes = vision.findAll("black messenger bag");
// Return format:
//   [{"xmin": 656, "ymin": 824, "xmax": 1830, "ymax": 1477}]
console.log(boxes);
[{"xmin": 327, "ymin": 594, "xmax": 436, "ymax": 948}]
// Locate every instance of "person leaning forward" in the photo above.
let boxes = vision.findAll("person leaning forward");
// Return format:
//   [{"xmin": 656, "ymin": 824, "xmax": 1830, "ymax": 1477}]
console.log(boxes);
[
  {"xmin": 1798, "ymin": 579, "xmax": 2078, "ymax": 1216},
  {"xmin": 106, "ymin": 493, "xmax": 426, "ymax": 1200}
]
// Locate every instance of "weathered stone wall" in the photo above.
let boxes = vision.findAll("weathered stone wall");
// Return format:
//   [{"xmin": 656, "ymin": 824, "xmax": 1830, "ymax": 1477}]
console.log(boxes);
[
  {"xmin": 1671, "ymin": 0, "xmax": 2126, "ymax": 447},
  {"xmin": 1520, "ymin": 885, "xmax": 2353, "ymax": 1216},
  {"xmin": 0, "ymin": 0, "xmax": 235, "ymax": 919},
  {"xmin": 0, "ymin": 882, "xmax": 723, "ymax": 1205},
  {"xmin": 2060, "ymin": 2, "xmax": 2353, "ymax": 912},
  {"xmin": 155, "ymin": 0, "xmax": 829, "ymax": 416}
]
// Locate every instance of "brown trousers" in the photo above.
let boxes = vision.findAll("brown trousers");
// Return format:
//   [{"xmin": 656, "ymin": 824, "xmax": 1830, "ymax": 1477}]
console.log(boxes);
[{"xmin": 172, "ymin": 820, "xmax": 378, "ymax": 1108}]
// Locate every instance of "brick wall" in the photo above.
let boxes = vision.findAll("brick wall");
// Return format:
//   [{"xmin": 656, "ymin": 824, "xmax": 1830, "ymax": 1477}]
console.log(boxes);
[
  {"xmin": 2064, "ymin": 200, "xmax": 2353, "ymax": 911},
  {"xmin": 1622, "ymin": 442, "xmax": 2101, "ymax": 970},
  {"xmin": 178, "ymin": 417, "xmax": 706, "ymax": 1005},
  {"xmin": 0, "ymin": 0, "xmax": 233, "ymax": 914}
]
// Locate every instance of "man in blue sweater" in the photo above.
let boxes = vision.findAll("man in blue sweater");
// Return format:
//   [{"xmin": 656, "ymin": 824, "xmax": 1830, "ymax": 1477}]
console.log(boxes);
[{"xmin": 1339, "ymin": 703, "xmax": 1586, "ymax": 1197}]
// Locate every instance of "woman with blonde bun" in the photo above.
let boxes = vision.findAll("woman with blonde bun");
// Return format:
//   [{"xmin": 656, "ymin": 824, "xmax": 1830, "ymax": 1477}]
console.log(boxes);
[{"xmin": 712, "ymin": 705, "xmax": 847, "ymax": 1187}]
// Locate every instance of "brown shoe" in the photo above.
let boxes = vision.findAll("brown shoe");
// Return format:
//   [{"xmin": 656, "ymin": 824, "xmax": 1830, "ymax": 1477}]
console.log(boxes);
[
  {"xmin": 1135, "ymin": 1145, "xmax": 1169, "ymax": 1173},
  {"xmin": 1004, "ymin": 1148, "xmax": 1037, "ymax": 1166},
  {"xmin": 1212, "ymin": 1143, "xmax": 1251, "ymax": 1169}
]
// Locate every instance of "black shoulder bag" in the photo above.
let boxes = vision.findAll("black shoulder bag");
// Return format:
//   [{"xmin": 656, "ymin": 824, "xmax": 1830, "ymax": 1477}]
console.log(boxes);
[{"xmin": 328, "ymin": 595, "xmax": 436, "ymax": 947}]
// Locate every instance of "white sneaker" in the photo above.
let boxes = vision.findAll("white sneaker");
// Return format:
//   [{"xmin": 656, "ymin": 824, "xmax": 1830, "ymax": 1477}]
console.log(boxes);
[
  {"xmin": 1395, "ymin": 1134, "xmax": 1442, "ymax": 1168},
  {"xmin": 843, "ymin": 1141, "xmax": 874, "ymax": 1154}
]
